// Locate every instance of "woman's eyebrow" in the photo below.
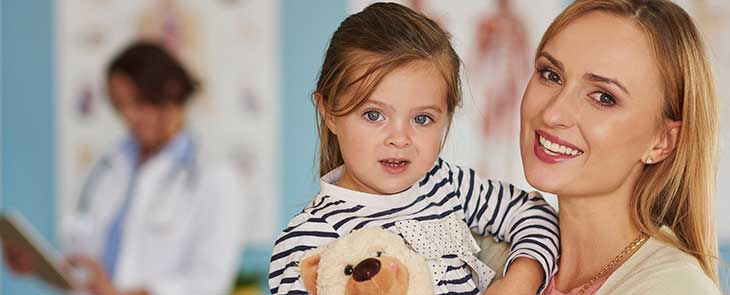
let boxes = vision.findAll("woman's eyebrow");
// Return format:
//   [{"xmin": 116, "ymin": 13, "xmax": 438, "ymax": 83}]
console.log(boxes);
[
  {"xmin": 539, "ymin": 51, "xmax": 630, "ymax": 96},
  {"xmin": 537, "ymin": 51, "xmax": 564, "ymax": 72},
  {"xmin": 584, "ymin": 73, "xmax": 630, "ymax": 95}
]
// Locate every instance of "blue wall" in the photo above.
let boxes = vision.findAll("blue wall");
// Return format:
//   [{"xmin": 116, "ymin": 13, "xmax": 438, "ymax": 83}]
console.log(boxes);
[
  {"xmin": 280, "ymin": 1, "xmax": 346, "ymax": 227},
  {"xmin": 2, "ymin": 0, "xmax": 729, "ymax": 294},
  {"xmin": 0, "ymin": 0, "xmax": 346, "ymax": 294},
  {"xmin": 242, "ymin": 0, "xmax": 346, "ymax": 284},
  {"xmin": 1, "ymin": 1, "xmax": 59, "ymax": 294}
]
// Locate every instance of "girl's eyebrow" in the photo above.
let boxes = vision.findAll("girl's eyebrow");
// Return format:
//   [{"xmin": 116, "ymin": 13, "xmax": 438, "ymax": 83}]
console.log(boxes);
[
  {"xmin": 365, "ymin": 99, "xmax": 443, "ymax": 114},
  {"xmin": 415, "ymin": 105, "xmax": 443, "ymax": 114},
  {"xmin": 363, "ymin": 99, "xmax": 395, "ymax": 112}
]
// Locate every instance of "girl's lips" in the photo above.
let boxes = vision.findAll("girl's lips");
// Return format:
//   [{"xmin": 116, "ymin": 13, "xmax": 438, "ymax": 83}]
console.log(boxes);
[{"xmin": 379, "ymin": 159, "xmax": 410, "ymax": 175}]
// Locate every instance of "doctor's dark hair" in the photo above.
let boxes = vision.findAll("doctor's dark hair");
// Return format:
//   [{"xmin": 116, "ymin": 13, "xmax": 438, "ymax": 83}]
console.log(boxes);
[
  {"xmin": 314, "ymin": 2, "xmax": 462, "ymax": 176},
  {"xmin": 107, "ymin": 41, "xmax": 198, "ymax": 106}
]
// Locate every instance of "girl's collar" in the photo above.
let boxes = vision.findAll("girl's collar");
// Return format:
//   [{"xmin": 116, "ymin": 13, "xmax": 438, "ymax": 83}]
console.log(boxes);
[{"xmin": 320, "ymin": 166, "xmax": 421, "ymax": 209}]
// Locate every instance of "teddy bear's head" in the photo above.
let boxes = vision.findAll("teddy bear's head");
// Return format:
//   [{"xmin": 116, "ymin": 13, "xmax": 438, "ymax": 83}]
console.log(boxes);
[{"xmin": 300, "ymin": 227, "xmax": 433, "ymax": 295}]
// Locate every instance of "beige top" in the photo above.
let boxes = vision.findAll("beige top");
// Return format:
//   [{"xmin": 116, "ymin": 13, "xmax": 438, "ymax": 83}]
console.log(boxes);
[{"xmin": 595, "ymin": 237, "xmax": 720, "ymax": 295}]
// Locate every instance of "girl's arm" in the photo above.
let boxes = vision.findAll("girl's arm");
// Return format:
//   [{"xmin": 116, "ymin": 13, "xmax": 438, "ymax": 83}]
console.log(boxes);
[
  {"xmin": 269, "ymin": 213, "xmax": 339, "ymax": 294},
  {"xmin": 449, "ymin": 163, "xmax": 559, "ymax": 293}
]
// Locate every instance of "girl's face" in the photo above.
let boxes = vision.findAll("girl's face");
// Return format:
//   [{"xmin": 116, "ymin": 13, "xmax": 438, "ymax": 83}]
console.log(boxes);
[
  {"xmin": 107, "ymin": 73, "xmax": 183, "ymax": 153},
  {"xmin": 327, "ymin": 61, "xmax": 449, "ymax": 194},
  {"xmin": 520, "ymin": 12, "xmax": 668, "ymax": 197}
]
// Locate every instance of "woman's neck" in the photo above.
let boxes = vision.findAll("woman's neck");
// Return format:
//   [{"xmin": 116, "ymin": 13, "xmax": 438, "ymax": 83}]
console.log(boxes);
[{"xmin": 554, "ymin": 189, "xmax": 642, "ymax": 292}]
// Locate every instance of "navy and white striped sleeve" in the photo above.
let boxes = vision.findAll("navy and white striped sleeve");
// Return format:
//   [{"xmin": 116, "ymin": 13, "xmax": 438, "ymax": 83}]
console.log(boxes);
[
  {"xmin": 454, "ymin": 165, "xmax": 559, "ymax": 291},
  {"xmin": 268, "ymin": 213, "xmax": 339, "ymax": 294}
]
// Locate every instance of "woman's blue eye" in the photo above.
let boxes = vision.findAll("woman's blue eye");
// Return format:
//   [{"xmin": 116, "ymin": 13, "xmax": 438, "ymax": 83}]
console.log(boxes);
[
  {"xmin": 414, "ymin": 114, "xmax": 433, "ymax": 125},
  {"xmin": 540, "ymin": 68, "xmax": 562, "ymax": 85},
  {"xmin": 589, "ymin": 91, "xmax": 616, "ymax": 106},
  {"xmin": 363, "ymin": 110, "xmax": 383, "ymax": 122}
]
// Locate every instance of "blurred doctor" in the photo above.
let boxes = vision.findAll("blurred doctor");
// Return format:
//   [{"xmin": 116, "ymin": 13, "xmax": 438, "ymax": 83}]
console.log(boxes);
[{"xmin": 4, "ymin": 41, "xmax": 245, "ymax": 295}]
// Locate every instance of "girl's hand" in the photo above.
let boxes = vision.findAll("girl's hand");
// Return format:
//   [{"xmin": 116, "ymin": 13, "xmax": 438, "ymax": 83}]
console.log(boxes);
[{"xmin": 483, "ymin": 257, "xmax": 543, "ymax": 295}]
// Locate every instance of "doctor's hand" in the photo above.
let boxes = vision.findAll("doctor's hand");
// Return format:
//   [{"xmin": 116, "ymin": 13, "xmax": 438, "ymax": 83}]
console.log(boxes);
[
  {"xmin": 2, "ymin": 240, "xmax": 38, "ymax": 275},
  {"xmin": 67, "ymin": 254, "xmax": 118, "ymax": 295},
  {"xmin": 66, "ymin": 254, "xmax": 150, "ymax": 295}
]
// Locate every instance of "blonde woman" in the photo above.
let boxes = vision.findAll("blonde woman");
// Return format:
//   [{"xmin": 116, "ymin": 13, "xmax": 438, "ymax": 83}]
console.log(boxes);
[{"xmin": 519, "ymin": 0, "xmax": 721, "ymax": 294}]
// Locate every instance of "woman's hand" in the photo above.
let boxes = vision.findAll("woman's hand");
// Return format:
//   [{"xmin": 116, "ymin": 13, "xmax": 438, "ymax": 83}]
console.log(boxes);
[
  {"xmin": 483, "ymin": 257, "xmax": 544, "ymax": 295},
  {"xmin": 2, "ymin": 240, "xmax": 38, "ymax": 275}
]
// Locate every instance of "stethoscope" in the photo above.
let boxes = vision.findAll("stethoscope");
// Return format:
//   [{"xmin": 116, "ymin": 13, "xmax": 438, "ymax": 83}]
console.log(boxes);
[
  {"xmin": 74, "ymin": 136, "xmax": 199, "ymax": 228},
  {"xmin": 63, "ymin": 137, "xmax": 200, "ymax": 283}
]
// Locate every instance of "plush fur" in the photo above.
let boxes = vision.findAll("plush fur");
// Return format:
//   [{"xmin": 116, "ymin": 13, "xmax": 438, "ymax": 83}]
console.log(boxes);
[{"xmin": 300, "ymin": 227, "xmax": 433, "ymax": 295}]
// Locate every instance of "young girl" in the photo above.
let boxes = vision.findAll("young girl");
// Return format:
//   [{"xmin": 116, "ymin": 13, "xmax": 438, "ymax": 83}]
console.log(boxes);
[{"xmin": 269, "ymin": 3, "xmax": 558, "ymax": 294}]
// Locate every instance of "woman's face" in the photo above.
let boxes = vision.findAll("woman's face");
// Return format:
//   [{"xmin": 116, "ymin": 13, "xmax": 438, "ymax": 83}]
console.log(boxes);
[
  {"xmin": 520, "ymin": 11, "xmax": 666, "ymax": 197},
  {"xmin": 107, "ymin": 73, "xmax": 183, "ymax": 152}
]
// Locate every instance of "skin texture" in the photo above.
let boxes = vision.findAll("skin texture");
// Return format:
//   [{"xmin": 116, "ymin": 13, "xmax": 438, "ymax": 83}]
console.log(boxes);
[
  {"xmin": 519, "ymin": 11, "xmax": 680, "ymax": 291},
  {"xmin": 323, "ymin": 61, "xmax": 448, "ymax": 195}
]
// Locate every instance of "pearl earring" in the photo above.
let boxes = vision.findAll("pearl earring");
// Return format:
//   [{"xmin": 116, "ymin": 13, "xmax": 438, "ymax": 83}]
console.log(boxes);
[{"xmin": 645, "ymin": 157, "xmax": 653, "ymax": 164}]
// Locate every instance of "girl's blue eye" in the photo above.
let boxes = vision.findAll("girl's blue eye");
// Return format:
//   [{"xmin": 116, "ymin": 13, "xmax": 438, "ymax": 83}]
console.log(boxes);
[
  {"xmin": 589, "ymin": 91, "xmax": 617, "ymax": 106},
  {"xmin": 414, "ymin": 114, "xmax": 433, "ymax": 125},
  {"xmin": 540, "ymin": 68, "xmax": 562, "ymax": 85},
  {"xmin": 363, "ymin": 110, "xmax": 384, "ymax": 122}
]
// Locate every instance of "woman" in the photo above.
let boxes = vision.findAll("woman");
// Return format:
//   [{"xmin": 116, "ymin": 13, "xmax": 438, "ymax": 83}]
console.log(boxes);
[
  {"xmin": 519, "ymin": 0, "xmax": 720, "ymax": 294},
  {"xmin": 3, "ymin": 41, "xmax": 245, "ymax": 295}
]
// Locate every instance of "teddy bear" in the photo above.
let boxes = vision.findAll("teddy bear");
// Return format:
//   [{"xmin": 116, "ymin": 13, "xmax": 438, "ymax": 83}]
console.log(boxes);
[{"xmin": 299, "ymin": 227, "xmax": 433, "ymax": 295}]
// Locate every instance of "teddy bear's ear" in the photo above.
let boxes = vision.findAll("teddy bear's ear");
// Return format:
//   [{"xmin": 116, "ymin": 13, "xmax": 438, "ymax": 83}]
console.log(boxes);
[{"xmin": 300, "ymin": 253, "xmax": 321, "ymax": 295}]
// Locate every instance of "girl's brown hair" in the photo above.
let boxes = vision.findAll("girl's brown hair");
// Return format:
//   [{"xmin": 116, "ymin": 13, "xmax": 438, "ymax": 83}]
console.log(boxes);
[
  {"xmin": 314, "ymin": 2, "xmax": 462, "ymax": 176},
  {"xmin": 539, "ymin": 0, "xmax": 719, "ymax": 283}
]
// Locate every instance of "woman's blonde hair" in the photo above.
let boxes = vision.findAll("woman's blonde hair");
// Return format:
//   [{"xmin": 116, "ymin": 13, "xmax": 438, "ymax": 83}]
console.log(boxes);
[
  {"xmin": 538, "ymin": 0, "xmax": 719, "ymax": 283},
  {"xmin": 314, "ymin": 2, "xmax": 462, "ymax": 176}
]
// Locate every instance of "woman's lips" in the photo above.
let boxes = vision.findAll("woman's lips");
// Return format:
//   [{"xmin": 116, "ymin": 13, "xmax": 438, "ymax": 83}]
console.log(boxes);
[{"xmin": 534, "ymin": 131, "xmax": 584, "ymax": 164}]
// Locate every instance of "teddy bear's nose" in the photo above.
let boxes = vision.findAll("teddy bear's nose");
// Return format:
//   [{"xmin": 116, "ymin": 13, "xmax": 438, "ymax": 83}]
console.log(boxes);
[{"xmin": 352, "ymin": 258, "xmax": 381, "ymax": 282}]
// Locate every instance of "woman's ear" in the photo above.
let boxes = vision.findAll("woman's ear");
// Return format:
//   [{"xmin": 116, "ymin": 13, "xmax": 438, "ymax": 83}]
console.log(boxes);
[
  {"xmin": 643, "ymin": 120, "xmax": 681, "ymax": 164},
  {"xmin": 315, "ymin": 92, "xmax": 337, "ymax": 135}
]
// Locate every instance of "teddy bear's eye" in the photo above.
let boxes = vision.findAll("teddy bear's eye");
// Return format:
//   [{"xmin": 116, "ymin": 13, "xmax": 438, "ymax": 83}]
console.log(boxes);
[
  {"xmin": 376, "ymin": 251, "xmax": 383, "ymax": 257},
  {"xmin": 344, "ymin": 265, "xmax": 353, "ymax": 276}
]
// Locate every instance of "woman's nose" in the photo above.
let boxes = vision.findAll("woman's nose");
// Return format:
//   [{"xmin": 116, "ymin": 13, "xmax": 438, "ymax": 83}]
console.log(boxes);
[{"xmin": 541, "ymin": 89, "xmax": 576, "ymax": 129}]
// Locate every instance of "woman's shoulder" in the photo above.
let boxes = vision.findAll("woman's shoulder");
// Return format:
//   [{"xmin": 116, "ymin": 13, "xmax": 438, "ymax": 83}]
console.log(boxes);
[{"xmin": 599, "ymin": 237, "xmax": 720, "ymax": 295}]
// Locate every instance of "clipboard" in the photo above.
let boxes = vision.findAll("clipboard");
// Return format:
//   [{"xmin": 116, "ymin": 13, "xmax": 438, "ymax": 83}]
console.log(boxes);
[{"xmin": 0, "ymin": 210, "xmax": 77, "ymax": 290}]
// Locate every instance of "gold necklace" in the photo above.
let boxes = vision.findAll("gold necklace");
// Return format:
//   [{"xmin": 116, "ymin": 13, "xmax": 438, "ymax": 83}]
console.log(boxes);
[{"xmin": 576, "ymin": 233, "xmax": 649, "ymax": 295}]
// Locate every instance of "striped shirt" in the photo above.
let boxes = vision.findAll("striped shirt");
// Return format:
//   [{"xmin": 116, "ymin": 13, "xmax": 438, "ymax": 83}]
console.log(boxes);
[{"xmin": 269, "ymin": 158, "xmax": 559, "ymax": 294}]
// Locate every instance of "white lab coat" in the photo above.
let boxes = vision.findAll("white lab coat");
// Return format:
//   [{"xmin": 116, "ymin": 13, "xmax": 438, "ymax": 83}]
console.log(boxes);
[{"xmin": 60, "ymin": 134, "xmax": 245, "ymax": 295}]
